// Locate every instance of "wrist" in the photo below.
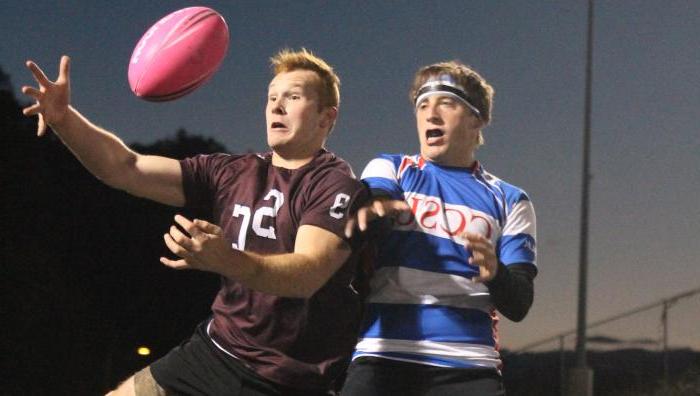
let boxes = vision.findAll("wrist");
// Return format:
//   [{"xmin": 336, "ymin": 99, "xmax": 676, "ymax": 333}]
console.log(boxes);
[
  {"xmin": 485, "ymin": 261, "xmax": 509, "ymax": 288},
  {"xmin": 46, "ymin": 105, "xmax": 75, "ymax": 132},
  {"xmin": 223, "ymin": 249, "xmax": 259, "ymax": 282}
]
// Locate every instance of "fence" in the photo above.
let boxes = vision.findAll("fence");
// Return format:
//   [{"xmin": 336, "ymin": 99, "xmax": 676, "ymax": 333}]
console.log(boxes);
[{"xmin": 503, "ymin": 287, "xmax": 700, "ymax": 395}]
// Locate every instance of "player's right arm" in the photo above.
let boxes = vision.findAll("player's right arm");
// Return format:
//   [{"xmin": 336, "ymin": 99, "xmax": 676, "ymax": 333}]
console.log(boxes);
[
  {"xmin": 21, "ymin": 56, "xmax": 184, "ymax": 207},
  {"xmin": 344, "ymin": 155, "xmax": 411, "ymax": 237}
]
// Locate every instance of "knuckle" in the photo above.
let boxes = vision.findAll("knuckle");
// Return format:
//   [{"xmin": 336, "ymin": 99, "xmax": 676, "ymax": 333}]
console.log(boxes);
[{"xmin": 172, "ymin": 234, "xmax": 185, "ymax": 244}]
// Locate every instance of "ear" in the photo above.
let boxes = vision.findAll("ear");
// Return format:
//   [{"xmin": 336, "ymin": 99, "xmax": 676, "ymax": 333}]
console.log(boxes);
[
  {"xmin": 319, "ymin": 106, "xmax": 338, "ymax": 131},
  {"xmin": 471, "ymin": 117, "xmax": 486, "ymax": 130}
]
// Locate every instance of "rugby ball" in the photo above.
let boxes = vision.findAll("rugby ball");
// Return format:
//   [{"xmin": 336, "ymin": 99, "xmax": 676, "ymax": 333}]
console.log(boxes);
[{"xmin": 128, "ymin": 7, "xmax": 229, "ymax": 101}]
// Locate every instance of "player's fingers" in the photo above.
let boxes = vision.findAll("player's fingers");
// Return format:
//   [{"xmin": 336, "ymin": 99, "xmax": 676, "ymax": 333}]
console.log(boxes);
[
  {"xmin": 37, "ymin": 114, "xmax": 46, "ymax": 137},
  {"xmin": 163, "ymin": 233, "xmax": 190, "ymax": 258},
  {"xmin": 22, "ymin": 102, "xmax": 41, "ymax": 116},
  {"xmin": 26, "ymin": 60, "xmax": 52, "ymax": 87},
  {"xmin": 466, "ymin": 239, "xmax": 485, "ymax": 252},
  {"xmin": 344, "ymin": 217, "xmax": 356, "ymax": 238},
  {"xmin": 473, "ymin": 262, "xmax": 494, "ymax": 283},
  {"xmin": 372, "ymin": 200, "xmax": 386, "ymax": 217},
  {"xmin": 169, "ymin": 225, "xmax": 195, "ymax": 250},
  {"xmin": 194, "ymin": 218, "xmax": 221, "ymax": 235},
  {"xmin": 174, "ymin": 214, "xmax": 201, "ymax": 237},
  {"xmin": 57, "ymin": 55, "xmax": 71, "ymax": 84},
  {"xmin": 462, "ymin": 231, "xmax": 485, "ymax": 243},
  {"xmin": 357, "ymin": 207, "xmax": 375, "ymax": 231},
  {"xmin": 387, "ymin": 200, "xmax": 411, "ymax": 215},
  {"xmin": 21, "ymin": 86, "xmax": 42, "ymax": 100},
  {"xmin": 463, "ymin": 232, "xmax": 493, "ymax": 251},
  {"xmin": 159, "ymin": 256, "xmax": 190, "ymax": 270}
]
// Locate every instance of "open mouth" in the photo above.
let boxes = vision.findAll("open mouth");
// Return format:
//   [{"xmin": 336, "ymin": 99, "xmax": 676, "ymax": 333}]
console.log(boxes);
[
  {"xmin": 426, "ymin": 129, "xmax": 444, "ymax": 138},
  {"xmin": 271, "ymin": 122, "xmax": 287, "ymax": 129},
  {"xmin": 425, "ymin": 129, "xmax": 445, "ymax": 144},
  {"xmin": 425, "ymin": 129, "xmax": 445, "ymax": 146}
]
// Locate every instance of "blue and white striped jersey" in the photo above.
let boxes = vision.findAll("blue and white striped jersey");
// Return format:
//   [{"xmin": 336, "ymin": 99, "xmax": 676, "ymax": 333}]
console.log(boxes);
[{"xmin": 353, "ymin": 154, "xmax": 537, "ymax": 370}]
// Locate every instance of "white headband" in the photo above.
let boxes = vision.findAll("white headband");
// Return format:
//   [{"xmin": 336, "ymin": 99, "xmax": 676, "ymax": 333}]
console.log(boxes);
[{"xmin": 414, "ymin": 75, "xmax": 482, "ymax": 118}]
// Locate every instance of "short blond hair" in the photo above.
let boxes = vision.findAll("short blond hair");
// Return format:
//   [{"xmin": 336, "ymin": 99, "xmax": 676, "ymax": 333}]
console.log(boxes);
[{"xmin": 270, "ymin": 48, "xmax": 340, "ymax": 110}]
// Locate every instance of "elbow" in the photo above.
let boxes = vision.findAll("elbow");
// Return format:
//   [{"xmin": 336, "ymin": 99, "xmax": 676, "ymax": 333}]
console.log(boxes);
[
  {"xmin": 294, "ymin": 281, "xmax": 324, "ymax": 299},
  {"xmin": 504, "ymin": 309, "xmax": 529, "ymax": 323},
  {"xmin": 99, "ymin": 151, "xmax": 139, "ymax": 191},
  {"xmin": 296, "ymin": 290, "xmax": 317, "ymax": 299},
  {"xmin": 502, "ymin": 298, "xmax": 534, "ymax": 322}
]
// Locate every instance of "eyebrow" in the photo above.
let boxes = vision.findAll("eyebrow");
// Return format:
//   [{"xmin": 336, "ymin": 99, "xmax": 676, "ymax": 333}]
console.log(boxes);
[{"xmin": 268, "ymin": 82, "xmax": 306, "ymax": 90}]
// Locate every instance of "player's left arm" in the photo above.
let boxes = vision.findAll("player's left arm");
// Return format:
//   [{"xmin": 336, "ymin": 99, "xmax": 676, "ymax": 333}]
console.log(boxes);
[
  {"xmin": 462, "ymin": 232, "xmax": 535, "ymax": 322},
  {"xmin": 465, "ymin": 188, "xmax": 537, "ymax": 321},
  {"xmin": 239, "ymin": 224, "xmax": 351, "ymax": 297},
  {"xmin": 485, "ymin": 262, "xmax": 537, "ymax": 322},
  {"xmin": 160, "ymin": 215, "xmax": 350, "ymax": 298}
]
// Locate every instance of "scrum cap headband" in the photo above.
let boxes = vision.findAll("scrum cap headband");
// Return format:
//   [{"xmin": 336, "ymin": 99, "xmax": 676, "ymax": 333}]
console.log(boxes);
[{"xmin": 414, "ymin": 75, "xmax": 482, "ymax": 118}]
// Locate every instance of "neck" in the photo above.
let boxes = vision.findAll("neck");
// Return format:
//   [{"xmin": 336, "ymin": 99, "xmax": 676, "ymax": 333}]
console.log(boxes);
[
  {"xmin": 271, "ymin": 150, "xmax": 319, "ymax": 169},
  {"xmin": 424, "ymin": 152, "xmax": 476, "ymax": 168}
]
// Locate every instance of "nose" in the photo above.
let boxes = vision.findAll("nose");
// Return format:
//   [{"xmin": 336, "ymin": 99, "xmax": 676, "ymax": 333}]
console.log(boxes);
[
  {"xmin": 425, "ymin": 102, "xmax": 442, "ymax": 125},
  {"xmin": 270, "ymin": 97, "xmax": 286, "ymax": 115}
]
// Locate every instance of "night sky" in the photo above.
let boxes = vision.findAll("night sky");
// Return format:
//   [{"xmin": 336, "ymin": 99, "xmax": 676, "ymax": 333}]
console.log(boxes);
[{"xmin": 3, "ymin": 0, "xmax": 699, "ymax": 352}]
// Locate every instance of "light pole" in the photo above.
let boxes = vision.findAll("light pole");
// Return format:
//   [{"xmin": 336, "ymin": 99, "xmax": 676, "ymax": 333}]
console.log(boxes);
[{"xmin": 567, "ymin": 0, "xmax": 595, "ymax": 395}]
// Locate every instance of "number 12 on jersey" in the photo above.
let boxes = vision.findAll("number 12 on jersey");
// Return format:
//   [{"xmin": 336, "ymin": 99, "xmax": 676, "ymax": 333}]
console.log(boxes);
[{"xmin": 231, "ymin": 191, "xmax": 350, "ymax": 250}]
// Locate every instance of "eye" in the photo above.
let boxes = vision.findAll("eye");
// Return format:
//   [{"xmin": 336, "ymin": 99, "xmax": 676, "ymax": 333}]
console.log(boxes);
[
  {"xmin": 440, "ymin": 98, "xmax": 456, "ymax": 107},
  {"xmin": 290, "ymin": 94, "xmax": 301, "ymax": 100},
  {"xmin": 268, "ymin": 95, "xmax": 277, "ymax": 102}
]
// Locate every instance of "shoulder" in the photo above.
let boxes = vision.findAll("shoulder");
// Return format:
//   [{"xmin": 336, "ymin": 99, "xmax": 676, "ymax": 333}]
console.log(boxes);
[
  {"xmin": 306, "ymin": 151, "xmax": 364, "ymax": 190},
  {"xmin": 180, "ymin": 152, "xmax": 270, "ymax": 188},
  {"xmin": 182, "ymin": 152, "xmax": 262, "ymax": 169},
  {"xmin": 360, "ymin": 153, "xmax": 422, "ymax": 180},
  {"xmin": 480, "ymin": 168, "xmax": 532, "ymax": 206}
]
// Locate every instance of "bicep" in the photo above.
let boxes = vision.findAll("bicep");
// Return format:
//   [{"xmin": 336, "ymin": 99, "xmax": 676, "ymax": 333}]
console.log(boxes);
[{"xmin": 124, "ymin": 154, "xmax": 185, "ymax": 207}]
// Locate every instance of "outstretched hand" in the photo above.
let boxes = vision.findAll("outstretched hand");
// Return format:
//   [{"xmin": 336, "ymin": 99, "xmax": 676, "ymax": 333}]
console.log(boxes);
[
  {"xmin": 21, "ymin": 55, "xmax": 72, "ymax": 136},
  {"xmin": 161, "ymin": 214, "xmax": 234, "ymax": 275},
  {"xmin": 344, "ymin": 197, "xmax": 411, "ymax": 238},
  {"xmin": 462, "ymin": 232, "xmax": 498, "ymax": 283}
]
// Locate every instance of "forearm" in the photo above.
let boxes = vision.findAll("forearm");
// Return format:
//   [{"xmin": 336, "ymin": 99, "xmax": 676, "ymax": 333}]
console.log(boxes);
[
  {"xmin": 486, "ymin": 263, "xmax": 536, "ymax": 322},
  {"xmin": 49, "ymin": 107, "xmax": 184, "ymax": 206},
  {"xmin": 50, "ymin": 106, "xmax": 138, "ymax": 187},
  {"xmin": 221, "ymin": 249, "xmax": 347, "ymax": 298}
]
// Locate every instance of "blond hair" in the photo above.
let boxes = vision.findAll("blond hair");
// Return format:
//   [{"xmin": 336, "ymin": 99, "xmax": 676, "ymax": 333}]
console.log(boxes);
[{"xmin": 270, "ymin": 48, "xmax": 340, "ymax": 110}]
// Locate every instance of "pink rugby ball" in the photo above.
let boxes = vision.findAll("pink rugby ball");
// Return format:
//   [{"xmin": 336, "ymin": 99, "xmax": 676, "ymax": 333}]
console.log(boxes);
[{"xmin": 128, "ymin": 7, "xmax": 229, "ymax": 101}]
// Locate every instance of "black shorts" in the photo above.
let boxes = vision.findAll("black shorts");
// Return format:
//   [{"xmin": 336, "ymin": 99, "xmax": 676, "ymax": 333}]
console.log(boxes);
[
  {"xmin": 340, "ymin": 356, "xmax": 505, "ymax": 396},
  {"xmin": 150, "ymin": 320, "xmax": 332, "ymax": 396}
]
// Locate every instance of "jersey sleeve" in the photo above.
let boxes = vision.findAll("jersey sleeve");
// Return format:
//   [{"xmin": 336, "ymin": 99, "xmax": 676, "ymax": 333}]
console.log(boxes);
[
  {"xmin": 359, "ymin": 155, "xmax": 403, "ymax": 199},
  {"xmin": 497, "ymin": 191, "xmax": 537, "ymax": 267},
  {"xmin": 298, "ymin": 171, "xmax": 370, "ymax": 241},
  {"xmin": 179, "ymin": 153, "xmax": 242, "ymax": 210}
]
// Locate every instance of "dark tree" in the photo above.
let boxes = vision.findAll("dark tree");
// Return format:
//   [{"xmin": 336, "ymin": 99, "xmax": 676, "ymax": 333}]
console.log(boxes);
[{"xmin": 1, "ymin": 67, "xmax": 226, "ymax": 395}]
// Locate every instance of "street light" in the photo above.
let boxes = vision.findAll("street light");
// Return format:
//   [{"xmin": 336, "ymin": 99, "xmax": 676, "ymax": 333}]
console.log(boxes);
[{"xmin": 137, "ymin": 346, "xmax": 151, "ymax": 356}]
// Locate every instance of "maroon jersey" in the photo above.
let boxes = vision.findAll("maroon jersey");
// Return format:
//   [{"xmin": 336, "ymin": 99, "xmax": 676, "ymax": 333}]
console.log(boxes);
[{"xmin": 180, "ymin": 149, "xmax": 370, "ymax": 391}]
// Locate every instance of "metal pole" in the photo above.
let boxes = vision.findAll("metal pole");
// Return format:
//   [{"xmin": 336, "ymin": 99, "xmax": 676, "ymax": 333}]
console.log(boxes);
[
  {"xmin": 662, "ymin": 301, "xmax": 669, "ymax": 387},
  {"xmin": 575, "ymin": 0, "xmax": 594, "ymax": 370},
  {"xmin": 560, "ymin": 336, "xmax": 567, "ymax": 396}
]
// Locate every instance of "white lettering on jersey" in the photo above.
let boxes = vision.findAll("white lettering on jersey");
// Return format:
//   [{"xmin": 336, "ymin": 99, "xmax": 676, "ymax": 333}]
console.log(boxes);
[
  {"xmin": 394, "ymin": 193, "xmax": 498, "ymax": 244},
  {"xmin": 231, "ymin": 189, "xmax": 285, "ymax": 250},
  {"xmin": 252, "ymin": 189, "xmax": 284, "ymax": 239},
  {"xmin": 329, "ymin": 193, "xmax": 351, "ymax": 219}
]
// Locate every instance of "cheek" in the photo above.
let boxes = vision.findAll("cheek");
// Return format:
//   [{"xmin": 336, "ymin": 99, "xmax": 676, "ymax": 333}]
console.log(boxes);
[
  {"xmin": 416, "ymin": 118, "xmax": 426, "ymax": 135},
  {"xmin": 416, "ymin": 126, "xmax": 425, "ymax": 143}
]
